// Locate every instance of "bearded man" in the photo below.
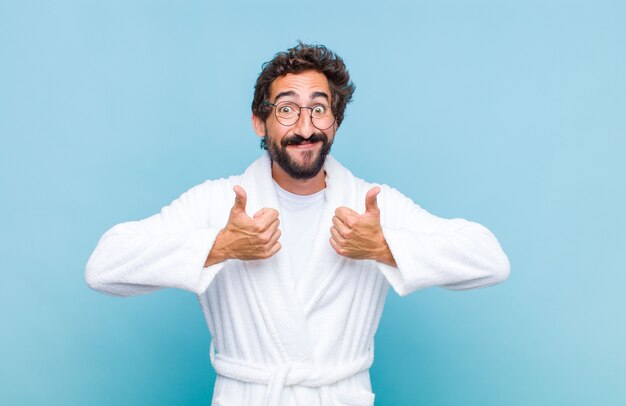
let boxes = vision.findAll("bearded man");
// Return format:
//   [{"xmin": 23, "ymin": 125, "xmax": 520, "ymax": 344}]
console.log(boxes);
[{"xmin": 86, "ymin": 43, "xmax": 510, "ymax": 406}]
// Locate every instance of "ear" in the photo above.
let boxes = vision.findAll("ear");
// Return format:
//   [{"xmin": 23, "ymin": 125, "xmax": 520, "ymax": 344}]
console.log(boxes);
[{"xmin": 252, "ymin": 113, "xmax": 265, "ymax": 138}]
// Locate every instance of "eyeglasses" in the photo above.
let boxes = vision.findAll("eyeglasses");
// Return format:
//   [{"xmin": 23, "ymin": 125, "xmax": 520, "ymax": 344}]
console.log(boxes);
[{"xmin": 263, "ymin": 101, "xmax": 336, "ymax": 130}]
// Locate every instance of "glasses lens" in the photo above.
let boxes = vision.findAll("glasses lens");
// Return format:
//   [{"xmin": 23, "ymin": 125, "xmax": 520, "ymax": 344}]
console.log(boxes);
[
  {"xmin": 311, "ymin": 104, "xmax": 335, "ymax": 129},
  {"xmin": 275, "ymin": 102, "xmax": 299, "ymax": 126}
]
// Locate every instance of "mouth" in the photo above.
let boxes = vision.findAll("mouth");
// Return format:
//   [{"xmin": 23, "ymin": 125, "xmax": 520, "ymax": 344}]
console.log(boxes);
[{"xmin": 286, "ymin": 140, "xmax": 320, "ymax": 150}]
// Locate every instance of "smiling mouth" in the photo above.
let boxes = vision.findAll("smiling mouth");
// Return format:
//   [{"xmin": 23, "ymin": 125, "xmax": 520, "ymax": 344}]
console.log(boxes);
[{"xmin": 286, "ymin": 140, "xmax": 320, "ymax": 148}]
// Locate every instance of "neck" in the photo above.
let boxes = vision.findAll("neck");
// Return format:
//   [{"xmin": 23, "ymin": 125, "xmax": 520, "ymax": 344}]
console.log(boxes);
[{"xmin": 271, "ymin": 162, "xmax": 326, "ymax": 195}]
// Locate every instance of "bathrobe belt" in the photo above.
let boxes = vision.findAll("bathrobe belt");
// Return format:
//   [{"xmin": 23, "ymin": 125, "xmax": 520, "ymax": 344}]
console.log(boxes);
[{"xmin": 210, "ymin": 342, "xmax": 375, "ymax": 406}]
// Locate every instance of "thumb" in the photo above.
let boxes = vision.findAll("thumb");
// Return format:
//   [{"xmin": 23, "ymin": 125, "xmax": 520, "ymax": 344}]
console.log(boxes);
[
  {"xmin": 365, "ymin": 186, "xmax": 381, "ymax": 213},
  {"xmin": 232, "ymin": 185, "xmax": 247, "ymax": 213}
]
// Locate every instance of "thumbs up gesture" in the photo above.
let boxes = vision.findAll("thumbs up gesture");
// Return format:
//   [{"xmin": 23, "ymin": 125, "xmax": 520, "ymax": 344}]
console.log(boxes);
[
  {"xmin": 204, "ymin": 186, "xmax": 281, "ymax": 266},
  {"xmin": 330, "ymin": 186, "xmax": 397, "ymax": 267}
]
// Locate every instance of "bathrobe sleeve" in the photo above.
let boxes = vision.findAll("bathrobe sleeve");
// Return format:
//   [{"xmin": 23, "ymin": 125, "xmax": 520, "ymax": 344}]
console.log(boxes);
[
  {"xmin": 376, "ymin": 185, "xmax": 510, "ymax": 296},
  {"xmin": 85, "ymin": 181, "xmax": 227, "ymax": 297}
]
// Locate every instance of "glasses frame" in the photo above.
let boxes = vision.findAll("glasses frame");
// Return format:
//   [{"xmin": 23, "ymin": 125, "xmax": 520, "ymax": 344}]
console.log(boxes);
[{"xmin": 263, "ymin": 100, "xmax": 336, "ymax": 130}]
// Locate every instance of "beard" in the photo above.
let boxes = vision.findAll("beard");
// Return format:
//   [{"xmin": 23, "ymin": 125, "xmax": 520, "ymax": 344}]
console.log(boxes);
[{"xmin": 264, "ymin": 131, "xmax": 333, "ymax": 179}]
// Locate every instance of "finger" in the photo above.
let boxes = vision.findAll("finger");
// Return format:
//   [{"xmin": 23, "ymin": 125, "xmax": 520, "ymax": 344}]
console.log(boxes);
[
  {"xmin": 329, "ymin": 237, "xmax": 344, "ymax": 257},
  {"xmin": 232, "ymin": 185, "xmax": 247, "ymax": 213},
  {"xmin": 254, "ymin": 207, "xmax": 279, "ymax": 220},
  {"xmin": 253, "ymin": 216, "xmax": 279, "ymax": 235},
  {"xmin": 330, "ymin": 226, "xmax": 345, "ymax": 243},
  {"xmin": 258, "ymin": 225, "xmax": 280, "ymax": 245},
  {"xmin": 264, "ymin": 228, "xmax": 281, "ymax": 248},
  {"xmin": 254, "ymin": 209, "xmax": 280, "ymax": 230},
  {"xmin": 253, "ymin": 207, "xmax": 266, "ymax": 219},
  {"xmin": 263, "ymin": 241, "xmax": 282, "ymax": 259},
  {"xmin": 332, "ymin": 216, "xmax": 351, "ymax": 237},
  {"xmin": 335, "ymin": 207, "xmax": 359, "ymax": 225},
  {"xmin": 263, "ymin": 217, "xmax": 280, "ymax": 233},
  {"xmin": 365, "ymin": 186, "xmax": 381, "ymax": 213}
]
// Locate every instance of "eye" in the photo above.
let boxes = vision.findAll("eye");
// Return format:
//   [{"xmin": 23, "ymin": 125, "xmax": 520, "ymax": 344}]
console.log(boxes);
[
  {"xmin": 312, "ymin": 105, "xmax": 327, "ymax": 115},
  {"xmin": 276, "ymin": 102, "xmax": 299, "ymax": 114}
]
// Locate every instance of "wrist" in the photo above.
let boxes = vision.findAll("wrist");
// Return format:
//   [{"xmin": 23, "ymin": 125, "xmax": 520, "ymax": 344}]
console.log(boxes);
[
  {"xmin": 375, "ymin": 234, "xmax": 397, "ymax": 268},
  {"xmin": 204, "ymin": 229, "xmax": 230, "ymax": 267}
]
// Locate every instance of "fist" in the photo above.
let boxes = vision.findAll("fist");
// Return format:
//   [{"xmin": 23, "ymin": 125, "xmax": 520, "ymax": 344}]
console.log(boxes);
[
  {"xmin": 329, "ymin": 186, "xmax": 397, "ymax": 267},
  {"xmin": 205, "ymin": 186, "xmax": 281, "ymax": 266}
]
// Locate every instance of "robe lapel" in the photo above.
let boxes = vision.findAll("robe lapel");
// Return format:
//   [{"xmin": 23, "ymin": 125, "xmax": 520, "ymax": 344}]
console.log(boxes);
[
  {"xmin": 295, "ymin": 156, "xmax": 360, "ymax": 317},
  {"xmin": 234, "ymin": 154, "xmax": 362, "ymax": 362},
  {"xmin": 237, "ymin": 154, "xmax": 313, "ymax": 363}
]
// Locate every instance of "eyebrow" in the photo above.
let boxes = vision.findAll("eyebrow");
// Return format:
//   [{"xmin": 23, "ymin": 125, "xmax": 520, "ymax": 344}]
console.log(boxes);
[
  {"xmin": 273, "ymin": 91, "xmax": 296, "ymax": 103},
  {"xmin": 310, "ymin": 91, "xmax": 330, "ymax": 101},
  {"xmin": 273, "ymin": 90, "xmax": 330, "ymax": 103}
]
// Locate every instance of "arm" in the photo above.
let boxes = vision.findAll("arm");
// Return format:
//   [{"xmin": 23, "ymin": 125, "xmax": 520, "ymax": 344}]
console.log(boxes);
[
  {"xmin": 376, "ymin": 185, "xmax": 510, "ymax": 296},
  {"xmin": 85, "ymin": 181, "xmax": 225, "ymax": 297}
]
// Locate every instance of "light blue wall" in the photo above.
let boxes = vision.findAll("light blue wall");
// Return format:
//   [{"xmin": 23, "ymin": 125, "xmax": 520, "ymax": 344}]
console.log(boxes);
[{"xmin": 1, "ymin": 0, "xmax": 624, "ymax": 404}]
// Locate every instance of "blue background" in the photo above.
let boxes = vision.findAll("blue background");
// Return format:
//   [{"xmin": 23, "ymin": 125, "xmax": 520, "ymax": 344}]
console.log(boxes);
[{"xmin": 1, "ymin": 0, "xmax": 625, "ymax": 404}]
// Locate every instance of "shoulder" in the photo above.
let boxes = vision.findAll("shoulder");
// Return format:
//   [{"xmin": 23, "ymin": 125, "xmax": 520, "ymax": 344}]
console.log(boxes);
[
  {"xmin": 352, "ymin": 175, "xmax": 418, "ymax": 210},
  {"xmin": 198, "ymin": 174, "xmax": 244, "ymax": 193},
  {"xmin": 174, "ymin": 174, "xmax": 243, "ymax": 205},
  {"xmin": 326, "ymin": 155, "xmax": 420, "ymax": 209}
]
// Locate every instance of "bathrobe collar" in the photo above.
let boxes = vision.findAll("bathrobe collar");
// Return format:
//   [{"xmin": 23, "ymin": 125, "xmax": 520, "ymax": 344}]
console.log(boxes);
[{"xmin": 237, "ymin": 153, "xmax": 362, "ymax": 363}]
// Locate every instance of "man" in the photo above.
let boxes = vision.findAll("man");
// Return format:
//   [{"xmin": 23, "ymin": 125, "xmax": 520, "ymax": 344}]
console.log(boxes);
[{"xmin": 86, "ymin": 43, "xmax": 509, "ymax": 406}]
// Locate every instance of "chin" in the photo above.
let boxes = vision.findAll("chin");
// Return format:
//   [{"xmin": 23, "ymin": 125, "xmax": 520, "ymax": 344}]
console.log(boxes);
[{"xmin": 284, "ymin": 155, "xmax": 325, "ymax": 180}]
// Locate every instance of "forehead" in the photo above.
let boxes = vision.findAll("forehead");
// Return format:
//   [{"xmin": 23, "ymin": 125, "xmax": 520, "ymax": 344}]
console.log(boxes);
[{"xmin": 268, "ymin": 70, "xmax": 331, "ymax": 101}]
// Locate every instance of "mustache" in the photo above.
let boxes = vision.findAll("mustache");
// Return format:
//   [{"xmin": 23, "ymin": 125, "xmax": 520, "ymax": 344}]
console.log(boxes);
[{"xmin": 281, "ymin": 133, "xmax": 328, "ymax": 147}]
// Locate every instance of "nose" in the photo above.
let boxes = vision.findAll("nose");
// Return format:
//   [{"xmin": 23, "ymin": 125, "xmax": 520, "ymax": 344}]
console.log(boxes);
[{"xmin": 292, "ymin": 107, "xmax": 315, "ymax": 138}]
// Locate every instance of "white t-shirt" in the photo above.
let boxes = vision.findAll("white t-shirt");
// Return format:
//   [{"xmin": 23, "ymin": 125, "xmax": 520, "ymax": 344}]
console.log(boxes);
[{"xmin": 274, "ymin": 181, "xmax": 326, "ymax": 285}]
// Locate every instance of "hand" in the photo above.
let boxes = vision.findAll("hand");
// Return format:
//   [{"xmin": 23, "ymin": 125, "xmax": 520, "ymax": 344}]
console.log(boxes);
[
  {"xmin": 329, "ymin": 186, "xmax": 397, "ymax": 267},
  {"xmin": 204, "ymin": 186, "xmax": 281, "ymax": 266}
]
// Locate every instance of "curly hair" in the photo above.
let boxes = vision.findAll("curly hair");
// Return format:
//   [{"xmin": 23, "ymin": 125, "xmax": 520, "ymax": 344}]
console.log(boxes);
[{"xmin": 252, "ymin": 42, "xmax": 355, "ymax": 130}]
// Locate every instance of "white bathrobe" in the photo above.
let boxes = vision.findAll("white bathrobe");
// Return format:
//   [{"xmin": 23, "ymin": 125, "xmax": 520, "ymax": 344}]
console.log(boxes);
[{"xmin": 85, "ymin": 153, "xmax": 510, "ymax": 406}]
